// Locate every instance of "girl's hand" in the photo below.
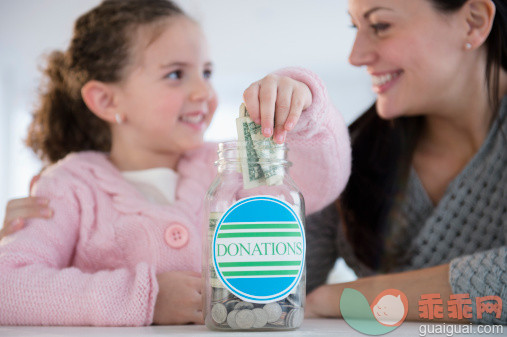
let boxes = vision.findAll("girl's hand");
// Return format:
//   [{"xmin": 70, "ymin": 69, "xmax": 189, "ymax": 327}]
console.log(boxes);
[
  {"xmin": 153, "ymin": 271, "xmax": 204, "ymax": 325},
  {"xmin": 0, "ymin": 196, "xmax": 52, "ymax": 240},
  {"xmin": 243, "ymin": 74, "xmax": 312, "ymax": 144}
]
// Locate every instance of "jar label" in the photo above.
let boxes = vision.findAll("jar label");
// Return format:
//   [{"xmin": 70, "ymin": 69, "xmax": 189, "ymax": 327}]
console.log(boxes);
[{"xmin": 212, "ymin": 196, "xmax": 305, "ymax": 303}]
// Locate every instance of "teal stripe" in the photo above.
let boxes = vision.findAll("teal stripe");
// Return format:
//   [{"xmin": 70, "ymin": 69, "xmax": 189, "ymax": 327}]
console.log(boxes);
[
  {"xmin": 217, "ymin": 232, "xmax": 301, "ymax": 238},
  {"xmin": 220, "ymin": 223, "xmax": 299, "ymax": 230},
  {"xmin": 218, "ymin": 261, "xmax": 301, "ymax": 267},
  {"xmin": 222, "ymin": 270, "xmax": 298, "ymax": 277}
]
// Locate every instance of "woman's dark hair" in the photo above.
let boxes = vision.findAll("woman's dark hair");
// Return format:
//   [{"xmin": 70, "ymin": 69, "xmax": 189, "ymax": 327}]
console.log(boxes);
[
  {"xmin": 26, "ymin": 0, "xmax": 185, "ymax": 163},
  {"xmin": 339, "ymin": 0, "xmax": 507, "ymax": 270}
]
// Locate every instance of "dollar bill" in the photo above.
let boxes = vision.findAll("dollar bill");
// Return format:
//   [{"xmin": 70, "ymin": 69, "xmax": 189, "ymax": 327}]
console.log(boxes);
[
  {"xmin": 236, "ymin": 116, "xmax": 266, "ymax": 188},
  {"xmin": 251, "ymin": 138, "xmax": 285, "ymax": 186},
  {"xmin": 236, "ymin": 103, "xmax": 285, "ymax": 189},
  {"xmin": 239, "ymin": 102, "xmax": 248, "ymax": 118},
  {"xmin": 242, "ymin": 105, "xmax": 285, "ymax": 186}
]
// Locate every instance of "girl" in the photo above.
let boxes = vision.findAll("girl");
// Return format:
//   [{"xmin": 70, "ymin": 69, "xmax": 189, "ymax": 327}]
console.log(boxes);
[{"xmin": 0, "ymin": 0, "xmax": 351, "ymax": 326}]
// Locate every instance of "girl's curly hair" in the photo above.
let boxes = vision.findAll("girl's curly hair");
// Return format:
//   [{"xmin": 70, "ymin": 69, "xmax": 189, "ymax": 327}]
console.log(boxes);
[{"xmin": 27, "ymin": 0, "xmax": 185, "ymax": 163}]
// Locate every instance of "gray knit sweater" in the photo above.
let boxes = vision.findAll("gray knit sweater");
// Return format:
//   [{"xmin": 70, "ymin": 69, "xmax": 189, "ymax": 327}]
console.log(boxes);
[{"xmin": 305, "ymin": 96, "xmax": 507, "ymax": 325}]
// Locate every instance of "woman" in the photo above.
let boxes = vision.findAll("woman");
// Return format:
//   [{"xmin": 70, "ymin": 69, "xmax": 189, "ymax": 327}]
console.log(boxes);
[{"xmin": 304, "ymin": 0, "xmax": 506, "ymax": 324}]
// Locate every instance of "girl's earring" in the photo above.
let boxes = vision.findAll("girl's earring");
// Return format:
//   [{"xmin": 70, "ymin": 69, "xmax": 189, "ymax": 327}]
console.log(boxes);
[
  {"xmin": 115, "ymin": 113, "xmax": 124, "ymax": 124},
  {"xmin": 465, "ymin": 42, "xmax": 472, "ymax": 50}
]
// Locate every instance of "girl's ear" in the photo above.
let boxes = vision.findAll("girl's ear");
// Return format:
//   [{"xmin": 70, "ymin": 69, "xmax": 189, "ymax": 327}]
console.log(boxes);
[
  {"xmin": 463, "ymin": 0, "xmax": 496, "ymax": 50},
  {"xmin": 81, "ymin": 80, "xmax": 119, "ymax": 123}
]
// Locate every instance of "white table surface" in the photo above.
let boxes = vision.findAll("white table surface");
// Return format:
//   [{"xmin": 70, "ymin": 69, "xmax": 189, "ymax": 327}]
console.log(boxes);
[{"xmin": 1, "ymin": 318, "xmax": 504, "ymax": 337}]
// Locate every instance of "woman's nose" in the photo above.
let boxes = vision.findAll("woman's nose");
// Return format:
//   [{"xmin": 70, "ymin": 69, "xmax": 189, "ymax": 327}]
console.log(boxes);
[{"xmin": 348, "ymin": 32, "xmax": 376, "ymax": 67}]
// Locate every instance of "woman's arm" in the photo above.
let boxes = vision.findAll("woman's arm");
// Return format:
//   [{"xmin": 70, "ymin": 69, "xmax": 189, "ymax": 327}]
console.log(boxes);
[
  {"xmin": 306, "ymin": 264, "xmax": 461, "ymax": 322},
  {"xmin": 0, "ymin": 196, "xmax": 52, "ymax": 240},
  {"xmin": 0, "ymin": 174, "xmax": 51, "ymax": 241},
  {"xmin": 449, "ymin": 246, "xmax": 507, "ymax": 324}
]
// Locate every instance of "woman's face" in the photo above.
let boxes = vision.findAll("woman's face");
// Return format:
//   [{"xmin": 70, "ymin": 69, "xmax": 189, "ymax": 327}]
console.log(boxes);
[{"xmin": 348, "ymin": 0, "xmax": 470, "ymax": 119}]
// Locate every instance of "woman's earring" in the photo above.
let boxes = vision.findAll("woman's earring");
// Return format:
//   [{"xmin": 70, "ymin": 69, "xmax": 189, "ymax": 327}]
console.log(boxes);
[
  {"xmin": 115, "ymin": 113, "xmax": 124, "ymax": 124},
  {"xmin": 465, "ymin": 42, "xmax": 472, "ymax": 50}
]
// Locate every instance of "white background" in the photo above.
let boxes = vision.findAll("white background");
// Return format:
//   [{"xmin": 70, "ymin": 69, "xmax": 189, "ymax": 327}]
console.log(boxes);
[{"xmin": 0, "ymin": 0, "xmax": 374, "ymax": 223}]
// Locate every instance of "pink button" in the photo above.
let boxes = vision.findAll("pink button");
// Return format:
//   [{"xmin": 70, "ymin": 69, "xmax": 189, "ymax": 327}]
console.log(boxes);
[{"xmin": 165, "ymin": 223, "xmax": 189, "ymax": 248}]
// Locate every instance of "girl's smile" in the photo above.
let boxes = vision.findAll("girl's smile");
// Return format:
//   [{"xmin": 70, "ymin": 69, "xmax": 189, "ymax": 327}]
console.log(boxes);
[{"xmin": 178, "ymin": 110, "xmax": 209, "ymax": 132}]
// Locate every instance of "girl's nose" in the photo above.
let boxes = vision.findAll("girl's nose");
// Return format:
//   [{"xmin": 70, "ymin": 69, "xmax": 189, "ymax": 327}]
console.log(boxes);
[
  {"xmin": 190, "ymin": 77, "xmax": 212, "ymax": 101},
  {"xmin": 348, "ymin": 32, "xmax": 376, "ymax": 67}
]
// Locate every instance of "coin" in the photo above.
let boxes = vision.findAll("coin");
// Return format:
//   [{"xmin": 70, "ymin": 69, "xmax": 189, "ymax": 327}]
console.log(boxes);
[
  {"xmin": 266, "ymin": 311, "xmax": 287, "ymax": 326},
  {"xmin": 211, "ymin": 287, "xmax": 230, "ymax": 302},
  {"xmin": 236, "ymin": 309, "xmax": 256, "ymax": 329},
  {"xmin": 286, "ymin": 308, "xmax": 304, "ymax": 328},
  {"xmin": 285, "ymin": 294, "xmax": 300, "ymax": 307},
  {"xmin": 211, "ymin": 303, "xmax": 227, "ymax": 324},
  {"xmin": 263, "ymin": 302, "xmax": 282, "ymax": 323},
  {"xmin": 227, "ymin": 310, "xmax": 240, "ymax": 329},
  {"xmin": 234, "ymin": 301, "xmax": 254, "ymax": 310},
  {"xmin": 252, "ymin": 307, "xmax": 268, "ymax": 328},
  {"xmin": 225, "ymin": 299, "xmax": 240, "ymax": 312},
  {"xmin": 280, "ymin": 303, "xmax": 295, "ymax": 313},
  {"xmin": 285, "ymin": 309, "xmax": 293, "ymax": 327}
]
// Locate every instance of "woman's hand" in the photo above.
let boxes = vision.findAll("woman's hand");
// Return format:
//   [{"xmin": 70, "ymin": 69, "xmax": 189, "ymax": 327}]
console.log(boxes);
[
  {"xmin": 0, "ymin": 196, "xmax": 52, "ymax": 240},
  {"xmin": 153, "ymin": 271, "xmax": 204, "ymax": 325},
  {"xmin": 306, "ymin": 284, "xmax": 342, "ymax": 318},
  {"xmin": 243, "ymin": 74, "xmax": 312, "ymax": 144}
]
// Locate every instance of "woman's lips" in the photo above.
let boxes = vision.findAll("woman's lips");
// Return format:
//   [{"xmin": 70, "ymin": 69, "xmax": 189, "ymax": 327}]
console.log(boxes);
[{"xmin": 371, "ymin": 70, "xmax": 403, "ymax": 94}]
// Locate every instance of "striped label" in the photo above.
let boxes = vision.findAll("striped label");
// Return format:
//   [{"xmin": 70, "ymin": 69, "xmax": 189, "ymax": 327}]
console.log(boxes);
[{"xmin": 212, "ymin": 196, "xmax": 305, "ymax": 303}]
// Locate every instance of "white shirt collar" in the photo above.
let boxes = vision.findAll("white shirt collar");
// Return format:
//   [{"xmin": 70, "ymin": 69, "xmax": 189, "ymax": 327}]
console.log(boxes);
[{"xmin": 122, "ymin": 167, "xmax": 178, "ymax": 205}]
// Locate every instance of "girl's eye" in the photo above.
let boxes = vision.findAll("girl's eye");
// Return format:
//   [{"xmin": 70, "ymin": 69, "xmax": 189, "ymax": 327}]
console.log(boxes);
[
  {"xmin": 371, "ymin": 23, "xmax": 390, "ymax": 34},
  {"xmin": 165, "ymin": 70, "xmax": 182, "ymax": 80},
  {"xmin": 203, "ymin": 69, "xmax": 212, "ymax": 79}
]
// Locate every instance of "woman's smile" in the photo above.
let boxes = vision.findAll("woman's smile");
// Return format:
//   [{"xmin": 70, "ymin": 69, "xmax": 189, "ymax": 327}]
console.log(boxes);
[{"xmin": 371, "ymin": 70, "xmax": 403, "ymax": 94}]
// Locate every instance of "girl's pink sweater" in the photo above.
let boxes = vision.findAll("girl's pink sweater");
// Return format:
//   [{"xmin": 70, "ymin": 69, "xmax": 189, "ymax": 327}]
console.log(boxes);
[{"xmin": 0, "ymin": 68, "xmax": 350, "ymax": 326}]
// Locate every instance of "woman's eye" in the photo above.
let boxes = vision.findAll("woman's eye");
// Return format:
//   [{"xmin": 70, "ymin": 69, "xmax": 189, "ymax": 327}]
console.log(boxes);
[
  {"xmin": 371, "ymin": 23, "xmax": 390, "ymax": 34},
  {"xmin": 203, "ymin": 69, "xmax": 212, "ymax": 79},
  {"xmin": 165, "ymin": 70, "xmax": 182, "ymax": 80}
]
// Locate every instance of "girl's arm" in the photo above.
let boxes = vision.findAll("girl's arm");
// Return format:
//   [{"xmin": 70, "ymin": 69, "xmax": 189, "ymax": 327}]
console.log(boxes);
[
  {"xmin": 0, "ymin": 170, "xmax": 158, "ymax": 326},
  {"xmin": 244, "ymin": 67, "xmax": 351, "ymax": 215}
]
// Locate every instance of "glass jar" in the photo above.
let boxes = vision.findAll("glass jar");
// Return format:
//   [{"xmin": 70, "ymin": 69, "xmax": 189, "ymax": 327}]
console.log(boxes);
[{"xmin": 203, "ymin": 140, "xmax": 306, "ymax": 331}]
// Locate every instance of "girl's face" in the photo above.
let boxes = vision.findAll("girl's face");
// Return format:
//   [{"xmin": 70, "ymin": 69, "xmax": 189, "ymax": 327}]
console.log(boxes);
[
  {"xmin": 115, "ymin": 16, "xmax": 218, "ymax": 156},
  {"xmin": 348, "ymin": 0, "xmax": 470, "ymax": 119}
]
